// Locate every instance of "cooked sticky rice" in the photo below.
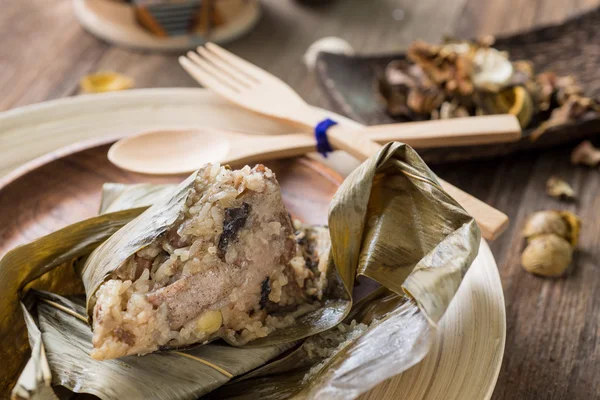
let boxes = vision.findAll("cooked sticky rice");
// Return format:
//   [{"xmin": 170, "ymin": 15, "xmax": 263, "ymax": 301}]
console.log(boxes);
[{"xmin": 91, "ymin": 164, "xmax": 329, "ymax": 360}]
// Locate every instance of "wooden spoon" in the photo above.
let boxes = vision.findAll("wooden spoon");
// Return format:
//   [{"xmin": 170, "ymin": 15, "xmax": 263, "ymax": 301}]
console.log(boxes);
[{"xmin": 108, "ymin": 114, "xmax": 520, "ymax": 175}]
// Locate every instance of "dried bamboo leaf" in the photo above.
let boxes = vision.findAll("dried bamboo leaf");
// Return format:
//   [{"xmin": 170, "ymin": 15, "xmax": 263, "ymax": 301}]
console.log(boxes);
[
  {"xmin": 18, "ymin": 291, "xmax": 294, "ymax": 400},
  {"xmin": 9, "ymin": 142, "xmax": 479, "ymax": 399},
  {"xmin": 329, "ymin": 142, "xmax": 480, "ymax": 324},
  {"xmin": 99, "ymin": 183, "xmax": 176, "ymax": 214},
  {"xmin": 295, "ymin": 298, "xmax": 430, "ymax": 399},
  {"xmin": 228, "ymin": 287, "xmax": 403, "ymax": 384},
  {"xmin": 210, "ymin": 289, "xmax": 431, "ymax": 400},
  {"xmin": 11, "ymin": 300, "xmax": 56, "ymax": 400},
  {"xmin": 0, "ymin": 208, "xmax": 147, "ymax": 394}
]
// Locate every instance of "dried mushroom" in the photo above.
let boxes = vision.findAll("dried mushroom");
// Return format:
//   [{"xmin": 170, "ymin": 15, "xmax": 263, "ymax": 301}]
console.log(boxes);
[
  {"xmin": 379, "ymin": 37, "xmax": 600, "ymax": 133},
  {"xmin": 471, "ymin": 47, "xmax": 513, "ymax": 91},
  {"xmin": 511, "ymin": 60, "xmax": 534, "ymax": 87},
  {"xmin": 546, "ymin": 176, "xmax": 575, "ymax": 201},
  {"xmin": 531, "ymin": 95, "xmax": 600, "ymax": 141},
  {"xmin": 438, "ymin": 100, "xmax": 470, "ymax": 119},
  {"xmin": 532, "ymin": 71, "xmax": 557, "ymax": 112},
  {"xmin": 407, "ymin": 40, "xmax": 475, "ymax": 96},
  {"xmin": 407, "ymin": 87, "xmax": 445, "ymax": 115},
  {"xmin": 521, "ymin": 210, "xmax": 581, "ymax": 277},
  {"xmin": 571, "ymin": 141, "xmax": 600, "ymax": 167},
  {"xmin": 80, "ymin": 72, "xmax": 134, "ymax": 93},
  {"xmin": 379, "ymin": 61, "xmax": 444, "ymax": 119}
]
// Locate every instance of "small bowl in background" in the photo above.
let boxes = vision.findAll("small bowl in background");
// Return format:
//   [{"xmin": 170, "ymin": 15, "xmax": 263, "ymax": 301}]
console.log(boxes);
[{"xmin": 74, "ymin": 0, "xmax": 261, "ymax": 51}]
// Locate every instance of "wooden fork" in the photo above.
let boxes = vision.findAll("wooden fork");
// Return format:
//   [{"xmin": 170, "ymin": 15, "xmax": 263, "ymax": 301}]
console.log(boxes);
[{"xmin": 179, "ymin": 43, "xmax": 509, "ymax": 240}]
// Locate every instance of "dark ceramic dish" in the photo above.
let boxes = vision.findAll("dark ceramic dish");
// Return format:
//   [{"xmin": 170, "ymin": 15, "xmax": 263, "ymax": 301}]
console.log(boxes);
[{"xmin": 315, "ymin": 6, "xmax": 600, "ymax": 164}]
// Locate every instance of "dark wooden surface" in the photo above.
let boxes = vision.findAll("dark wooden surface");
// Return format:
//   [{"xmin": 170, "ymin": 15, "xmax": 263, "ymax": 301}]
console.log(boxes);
[{"xmin": 1, "ymin": 0, "xmax": 600, "ymax": 399}]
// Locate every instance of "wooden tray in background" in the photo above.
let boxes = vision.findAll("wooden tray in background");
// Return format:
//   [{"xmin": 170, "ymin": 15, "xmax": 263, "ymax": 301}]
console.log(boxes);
[
  {"xmin": 315, "ymin": 6, "xmax": 600, "ymax": 165},
  {"xmin": 0, "ymin": 143, "xmax": 341, "ymax": 259},
  {"xmin": 0, "ymin": 89, "xmax": 505, "ymax": 399}
]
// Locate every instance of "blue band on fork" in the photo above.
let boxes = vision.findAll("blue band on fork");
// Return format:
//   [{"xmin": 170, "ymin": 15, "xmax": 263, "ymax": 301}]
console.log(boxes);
[{"xmin": 315, "ymin": 118, "xmax": 337, "ymax": 157}]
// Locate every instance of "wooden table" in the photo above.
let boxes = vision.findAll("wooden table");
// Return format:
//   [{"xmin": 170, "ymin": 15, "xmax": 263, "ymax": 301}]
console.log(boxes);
[{"xmin": 1, "ymin": 0, "xmax": 599, "ymax": 399}]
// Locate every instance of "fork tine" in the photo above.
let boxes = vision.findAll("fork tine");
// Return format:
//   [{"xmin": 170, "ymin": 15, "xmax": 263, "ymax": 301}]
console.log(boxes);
[
  {"xmin": 178, "ymin": 56, "xmax": 240, "ymax": 98},
  {"xmin": 185, "ymin": 51, "xmax": 246, "ymax": 92},
  {"xmin": 204, "ymin": 42, "xmax": 273, "ymax": 83},
  {"xmin": 197, "ymin": 46, "xmax": 256, "ymax": 88}
]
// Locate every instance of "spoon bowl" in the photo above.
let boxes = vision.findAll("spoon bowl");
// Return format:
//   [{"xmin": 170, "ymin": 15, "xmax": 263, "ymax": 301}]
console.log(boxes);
[
  {"xmin": 108, "ymin": 128, "xmax": 316, "ymax": 175},
  {"xmin": 108, "ymin": 129, "xmax": 233, "ymax": 175}
]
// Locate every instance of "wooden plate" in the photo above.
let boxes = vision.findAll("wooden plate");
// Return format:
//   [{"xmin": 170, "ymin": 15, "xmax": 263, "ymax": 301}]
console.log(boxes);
[
  {"xmin": 315, "ymin": 6, "xmax": 600, "ymax": 165},
  {"xmin": 0, "ymin": 89, "xmax": 505, "ymax": 399},
  {"xmin": 73, "ymin": 0, "xmax": 261, "ymax": 51}
]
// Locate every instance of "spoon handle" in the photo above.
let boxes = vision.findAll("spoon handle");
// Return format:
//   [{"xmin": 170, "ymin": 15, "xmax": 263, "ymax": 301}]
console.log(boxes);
[
  {"xmin": 438, "ymin": 181, "xmax": 508, "ymax": 240},
  {"xmin": 363, "ymin": 114, "xmax": 521, "ymax": 147},
  {"xmin": 227, "ymin": 134, "xmax": 316, "ymax": 166}
]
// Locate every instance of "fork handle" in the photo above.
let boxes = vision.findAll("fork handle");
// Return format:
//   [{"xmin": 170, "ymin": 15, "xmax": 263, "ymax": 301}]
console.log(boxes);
[
  {"xmin": 326, "ymin": 125, "xmax": 384, "ymax": 161},
  {"xmin": 326, "ymin": 126, "xmax": 508, "ymax": 240}
]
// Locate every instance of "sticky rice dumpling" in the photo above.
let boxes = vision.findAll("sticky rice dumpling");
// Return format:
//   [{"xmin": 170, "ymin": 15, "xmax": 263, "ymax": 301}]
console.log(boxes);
[{"xmin": 89, "ymin": 164, "xmax": 329, "ymax": 360}]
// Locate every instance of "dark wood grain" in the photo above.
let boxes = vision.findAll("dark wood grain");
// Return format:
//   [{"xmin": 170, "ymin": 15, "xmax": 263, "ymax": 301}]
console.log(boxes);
[
  {"xmin": 1, "ymin": 0, "xmax": 600, "ymax": 398},
  {"xmin": 438, "ymin": 20, "xmax": 600, "ymax": 400}
]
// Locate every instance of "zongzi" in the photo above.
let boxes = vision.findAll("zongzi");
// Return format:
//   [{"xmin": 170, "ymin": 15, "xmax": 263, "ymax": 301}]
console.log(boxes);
[{"xmin": 90, "ymin": 164, "xmax": 329, "ymax": 360}]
